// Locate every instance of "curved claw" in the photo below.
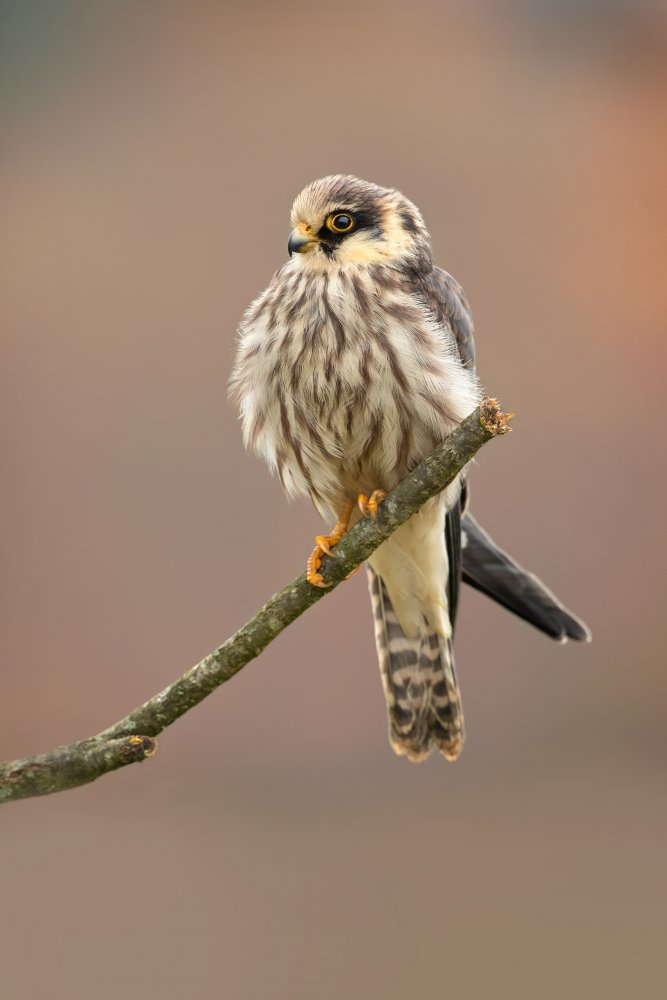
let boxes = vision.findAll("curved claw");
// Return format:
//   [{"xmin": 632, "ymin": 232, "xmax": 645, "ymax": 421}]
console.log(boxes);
[
  {"xmin": 314, "ymin": 534, "xmax": 335, "ymax": 557},
  {"xmin": 306, "ymin": 501, "xmax": 354, "ymax": 588},
  {"xmin": 307, "ymin": 544, "xmax": 332, "ymax": 588},
  {"xmin": 358, "ymin": 490, "xmax": 387, "ymax": 520}
]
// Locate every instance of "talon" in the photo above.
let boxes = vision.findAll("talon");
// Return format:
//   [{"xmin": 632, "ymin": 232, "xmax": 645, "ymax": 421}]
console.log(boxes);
[
  {"xmin": 307, "ymin": 546, "xmax": 331, "ymax": 588},
  {"xmin": 306, "ymin": 500, "xmax": 354, "ymax": 589},
  {"xmin": 368, "ymin": 490, "xmax": 386, "ymax": 519},
  {"xmin": 345, "ymin": 564, "xmax": 362, "ymax": 580},
  {"xmin": 358, "ymin": 489, "xmax": 386, "ymax": 520},
  {"xmin": 314, "ymin": 534, "xmax": 336, "ymax": 557}
]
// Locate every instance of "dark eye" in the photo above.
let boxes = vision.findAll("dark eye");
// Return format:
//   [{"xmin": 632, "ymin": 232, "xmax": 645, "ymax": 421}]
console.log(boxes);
[{"xmin": 327, "ymin": 213, "xmax": 355, "ymax": 234}]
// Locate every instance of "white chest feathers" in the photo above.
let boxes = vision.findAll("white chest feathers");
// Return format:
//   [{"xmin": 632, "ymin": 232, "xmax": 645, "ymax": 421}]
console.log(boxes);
[{"xmin": 231, "ymin": 263, "xmax": 480, "ymax": 511}]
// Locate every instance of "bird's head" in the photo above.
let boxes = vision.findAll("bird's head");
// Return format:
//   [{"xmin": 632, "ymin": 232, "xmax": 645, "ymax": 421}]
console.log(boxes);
[{"xmin": 288, "ymin": 175, "xmax": 433, "ymax": 273}]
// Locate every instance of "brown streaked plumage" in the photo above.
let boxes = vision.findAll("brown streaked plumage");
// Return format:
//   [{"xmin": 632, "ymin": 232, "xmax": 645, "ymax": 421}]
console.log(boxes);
[{"xmin": 230, "ymin": 174, "xmax": 591, "ymax": 762}]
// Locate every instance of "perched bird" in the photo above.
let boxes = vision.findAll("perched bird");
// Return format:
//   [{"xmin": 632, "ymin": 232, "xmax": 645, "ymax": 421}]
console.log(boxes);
[{"xmin": 230, "ymin": 175, "xmax": 590, "ymax": 762}]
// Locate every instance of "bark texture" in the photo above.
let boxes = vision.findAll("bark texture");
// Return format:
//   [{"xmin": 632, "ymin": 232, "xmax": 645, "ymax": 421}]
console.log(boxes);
[{"xmin": 0, "ymin": 399, "xmax": 511, "ymax": 805}]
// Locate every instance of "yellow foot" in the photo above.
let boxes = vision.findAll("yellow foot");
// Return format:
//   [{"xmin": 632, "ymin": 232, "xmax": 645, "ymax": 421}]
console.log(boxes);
[
  {"xmin": 306, "ymin": 501, "xmax": 354, "ymax": 589},
  {"xmin": 357, "ymin": 490, "xmax": 387, "ymax": 520},
  {"xmin": 307, "ymin": 544, "xmax": 331, "ymax": 588}
]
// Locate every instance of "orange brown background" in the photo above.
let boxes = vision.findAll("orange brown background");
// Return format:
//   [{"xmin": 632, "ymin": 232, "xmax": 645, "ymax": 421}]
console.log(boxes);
[{"xmin": 2, "ymin": 2, "xmax": 666, "ymax": 997}]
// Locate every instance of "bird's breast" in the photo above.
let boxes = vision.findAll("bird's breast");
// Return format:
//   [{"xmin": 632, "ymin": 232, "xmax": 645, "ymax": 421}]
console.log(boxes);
[{"xmin": 232, "ymin": 265, "xmax": 480, "ymax": 511}]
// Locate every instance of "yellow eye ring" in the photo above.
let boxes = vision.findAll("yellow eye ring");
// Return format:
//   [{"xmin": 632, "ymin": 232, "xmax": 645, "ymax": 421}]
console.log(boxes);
[{"xmin": 326, "ymin": 213, "xmax": 355, "ymax": 234}]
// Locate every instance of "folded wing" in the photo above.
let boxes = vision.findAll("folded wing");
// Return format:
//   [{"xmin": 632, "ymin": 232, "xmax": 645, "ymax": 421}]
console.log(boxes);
[{"xmin": 461, "ymin": 511, "xmax": 591, "ymax": 642}]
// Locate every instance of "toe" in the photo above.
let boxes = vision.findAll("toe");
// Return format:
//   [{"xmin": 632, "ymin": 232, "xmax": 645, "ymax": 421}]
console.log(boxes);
[
  {"xmin": 368, "ymin": 490, "xmax": 387, "ymax": 520},
  {"xmin": 307, "ymin": 545, "xmax": 332, "ymax": 588},
  {"xmin": 314, "ymin": 534, "xmax": 334, "ymax": 556}
]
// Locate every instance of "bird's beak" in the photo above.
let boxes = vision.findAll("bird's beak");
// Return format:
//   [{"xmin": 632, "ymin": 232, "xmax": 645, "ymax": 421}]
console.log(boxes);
[{"xmin": 288, "ymin": 224, "xmax": 319, "ymax": 256}]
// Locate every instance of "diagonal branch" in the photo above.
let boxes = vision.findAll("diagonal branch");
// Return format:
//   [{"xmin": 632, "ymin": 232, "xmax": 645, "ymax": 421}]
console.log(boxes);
[{"xmin": 0, "ymin": 399, "xmax": 511, "ymax": 805}]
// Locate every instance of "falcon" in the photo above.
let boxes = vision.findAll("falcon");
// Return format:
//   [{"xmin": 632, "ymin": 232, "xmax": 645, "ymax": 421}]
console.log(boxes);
[{"xmin": 230, "ymin": 175, "xmax": 590, "ymax": 762}]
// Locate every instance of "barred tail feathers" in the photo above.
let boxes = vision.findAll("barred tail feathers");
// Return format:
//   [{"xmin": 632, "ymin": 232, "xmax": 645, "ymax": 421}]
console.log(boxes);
[{"xmin": 367, "ymin": 567, "xmax": 464, "ymax": 762}]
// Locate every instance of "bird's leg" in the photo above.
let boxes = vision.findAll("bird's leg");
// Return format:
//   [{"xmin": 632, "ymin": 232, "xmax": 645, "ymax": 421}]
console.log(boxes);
[
  {"xmin": 307, "ymin": 500, "xmax": 354, "ymax": 589},
  {"xmin": 357, "ymin": 490, "xmax": 387, "ymax": 520}
]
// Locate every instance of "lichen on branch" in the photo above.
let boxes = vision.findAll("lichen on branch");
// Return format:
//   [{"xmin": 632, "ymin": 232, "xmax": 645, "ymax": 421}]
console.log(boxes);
[{"xmin": 0, "ymin": 399, "xmax": 512, "ymax": 805}]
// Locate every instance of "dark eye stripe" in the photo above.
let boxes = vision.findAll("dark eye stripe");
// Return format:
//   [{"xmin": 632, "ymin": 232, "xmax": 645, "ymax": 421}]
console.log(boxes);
[{"xmin": 316, "ymin": 206, "xmax": 380, "ymax": 246}]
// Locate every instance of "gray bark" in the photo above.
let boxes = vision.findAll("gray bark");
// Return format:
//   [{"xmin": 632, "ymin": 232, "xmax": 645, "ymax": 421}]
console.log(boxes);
[{"xmin": 0, "ymin": 399, "xmax": 511, "ymax": 805}]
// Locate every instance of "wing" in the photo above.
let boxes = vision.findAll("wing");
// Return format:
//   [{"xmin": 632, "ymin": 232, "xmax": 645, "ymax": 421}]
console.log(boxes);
[
  {"xmin": 414, "ymin": 266, "xmax": 477, "ymax": 633},
  {"xmin": 418, "ymin": 266, "xmax": 476, "ymax": 372},
  {"xmin": 445, "ymin": 496, "xmax": 462, "ymax": 631},
  {"xmin": 460, "ymin": 512, "xmax": 591, "ymax": 642},
  {"xmin": 416, "ymin": 265, "xmax": 591, "ymax": 642}
]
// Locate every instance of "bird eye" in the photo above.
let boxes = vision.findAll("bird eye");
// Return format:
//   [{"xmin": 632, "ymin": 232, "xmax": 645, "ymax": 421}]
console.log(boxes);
[{"xmin": 327, "ymin": 213, "xmax": 355, "ymax": 234}]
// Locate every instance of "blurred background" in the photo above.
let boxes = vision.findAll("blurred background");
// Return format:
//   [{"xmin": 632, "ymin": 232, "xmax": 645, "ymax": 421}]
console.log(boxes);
[{"xmin": 2, "ymin": 1, "xmax": 666, "ymax": 997}]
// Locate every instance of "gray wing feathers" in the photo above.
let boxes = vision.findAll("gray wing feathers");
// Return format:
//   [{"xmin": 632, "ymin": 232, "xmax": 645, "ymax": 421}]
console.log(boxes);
[
  {"xmin": 423, "ymin": 267, "xmax": 591, "ymax": 643},
  {"xmin": 445, "ymin": 496, "xmax": 462, "ymax": 631},
  {"xmin": 419, "ymin": 266, "xmax": 476, "ymax": 371},
  {"xmin": 367, "ymin": 567, "xmax": 464, "ymax": 762},
  {"xmin": 461, "ymin": 512, "xmax": 592, "ymax": 643}
]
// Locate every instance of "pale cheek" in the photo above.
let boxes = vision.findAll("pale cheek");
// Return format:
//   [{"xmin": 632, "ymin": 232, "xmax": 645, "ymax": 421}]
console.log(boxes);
[
  {"xmin": 334, "ymin": 220, "xmax": 416, "ymax": 264},
  {"xmin": 335, "ymin": 239, "xmax": 391, "ymax": 264}
]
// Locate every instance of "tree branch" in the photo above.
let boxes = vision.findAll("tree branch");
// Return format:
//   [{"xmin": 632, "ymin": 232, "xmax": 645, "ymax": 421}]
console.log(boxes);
[{"xmin": 0, "ymin": 399, "xmax": 511, "ymax": 805}]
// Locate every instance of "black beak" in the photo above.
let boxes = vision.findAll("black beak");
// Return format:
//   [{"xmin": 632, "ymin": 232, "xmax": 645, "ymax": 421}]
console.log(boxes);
[{"xmin": 288, "ymin": 229, "xmax": 317, "ymax": 256}]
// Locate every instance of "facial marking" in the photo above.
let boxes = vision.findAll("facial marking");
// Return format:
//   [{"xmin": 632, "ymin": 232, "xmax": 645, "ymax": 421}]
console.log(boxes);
[{"xmin": 288, "ymin": 174, "xmax": 432, "ymax": 272}]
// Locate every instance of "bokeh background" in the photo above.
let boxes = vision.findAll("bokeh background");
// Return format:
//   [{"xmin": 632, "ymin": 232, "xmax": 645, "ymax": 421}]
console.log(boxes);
[{"xmin": 2, "ymin": 1, "xmax": 666, "ymax": 997}]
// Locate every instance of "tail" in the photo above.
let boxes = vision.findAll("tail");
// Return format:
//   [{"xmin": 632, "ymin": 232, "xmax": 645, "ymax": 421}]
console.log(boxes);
[
  {"xmin": 367, "ymin": 567, "xmax": 464, "ymax": 762},
  {"xmin": 461, "ymin": 512, "xmax": 592, "ymax": 643}
]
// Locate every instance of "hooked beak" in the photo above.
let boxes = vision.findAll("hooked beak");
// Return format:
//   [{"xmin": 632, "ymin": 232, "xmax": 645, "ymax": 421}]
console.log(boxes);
[{"xmin": 288, "ymin": 224, "xmax": 319, "ymax": 256}]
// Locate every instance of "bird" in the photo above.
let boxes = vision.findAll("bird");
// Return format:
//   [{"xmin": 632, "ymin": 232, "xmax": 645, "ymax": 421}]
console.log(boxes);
[{"xmin": 230, "ymin": 174, "xmax": 590, "ymax": 763}]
